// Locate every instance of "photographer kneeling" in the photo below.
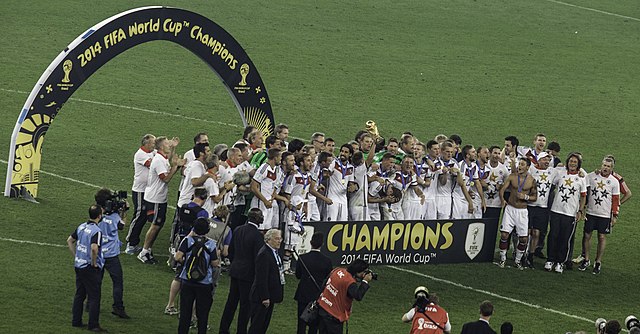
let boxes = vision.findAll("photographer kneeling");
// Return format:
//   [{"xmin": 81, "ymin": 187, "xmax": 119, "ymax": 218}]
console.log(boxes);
[{"xmin": 317, "ymin": 259, "xmax": 374, "ymax": 334}]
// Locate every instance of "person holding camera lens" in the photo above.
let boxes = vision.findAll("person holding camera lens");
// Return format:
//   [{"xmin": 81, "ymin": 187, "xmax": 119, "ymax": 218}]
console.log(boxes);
[
  {"xmin": 316, "ymin": 259, "xmax": 374, "ymax": 334},
  {"xmin": 402, "ymin": 286, "xmax": 451, "ymax": 334},
  {"xmin": 95, "ymin": 188, "xmax": 130, "ymax": 319}
]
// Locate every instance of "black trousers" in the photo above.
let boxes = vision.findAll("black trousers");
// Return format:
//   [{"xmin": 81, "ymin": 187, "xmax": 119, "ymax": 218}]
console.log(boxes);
[
  {"xmin": 548, "ymin": 212, "xmax": 577, "ymax": 263},
  {"xmin": 126, "ymin": 191, "xmax": 147, "ymax": 246},
  {"xmin": 297, "ymin": 301, "xmax": 319, "ymax": 334},
  {"xmin": 318, "ymin": 308, "xmax": 343, "ymax": 334},
  {"xmin": 103, "ymin": 256, "xmax": 124, "ymax": 309},
  {"xmin": 178, "ymin": 282, "xmax": 213, "ymax": 334},
  {"xmin": 72, "ymin": 266, "xmax": 103, "ymax": 329},
  {"xmin": 248, "ymin": 302, "xmax": 275, "ymax": 334},
  {"xmin": 219, "ymin": 278, "xmax": 253, "ymax": 334}
]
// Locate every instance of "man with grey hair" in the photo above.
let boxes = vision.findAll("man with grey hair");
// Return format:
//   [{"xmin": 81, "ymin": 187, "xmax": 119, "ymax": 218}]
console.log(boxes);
[
  {"xmin": 311, "ymin": 132, "xmax": 326, "ymax": 154},
  {"xmin": 126, "ymin": 133, "xmax": 156, "ymax": 255},
  {"xmin": 248, "ymin": 229, "xmax": 284, "ymax": 334}
]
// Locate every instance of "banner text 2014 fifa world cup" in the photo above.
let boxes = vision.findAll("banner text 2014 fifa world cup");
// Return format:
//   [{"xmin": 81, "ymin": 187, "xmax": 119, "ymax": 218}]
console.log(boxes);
[{"xmin": 300, "ymin": 219, "xmax": 498, "ymax": 265}]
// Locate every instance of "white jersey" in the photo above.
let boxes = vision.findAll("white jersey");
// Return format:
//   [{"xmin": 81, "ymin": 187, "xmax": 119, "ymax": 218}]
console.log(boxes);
[
  {"xmin": 453, "ymin": 161, "xmax": 478, "ymax": 200},
  {"xmin": 586, "ymin": 172, "xmax": 620, "ymax": 218},
  {"xmin": 202, "ymin": 177, "xmax": 220, "ymax": 216},
  {"xmin": 422, "ymin": 158, "xmax": 440, "ymax": 199},
  {"xmin": 327, "ymin": 159, "xmax": 354, "ymax": 204},
  {"xmin": 286, "ymin": 169, "xmax": 311, "ymax": 208},
  {"xmin": 349, "ymin": 164, "xmax": 369, "ymax": 208},
  {"xmin": 484, "ymin": 162, "xmax": 508, "ymax": 208},
  {"xmin": 178, "ymin": 148, "xmax": 197, "ymax": 191},
  {"xmin": 252, "ymin": 163, "xmax": 280, "ymax": 203},
  {"xmin": 178, "ymin": 160, "xmax": 207, "ymax": 207},
  {"xmin": 391, "ymin": 171, "xmax": 419, "ymax": 201},
  {"xmin": 144, "ymin": 152, "xmax": 170, "ymax": 204},
  {"xmin": 527, "ymin": 165, "xmax": 556, "ymax": 208},
  {"xmin": 132, "ymin": 147, "xmax": 155, "ymax": 192},
  {"xmin": 550, "ymin": 168, "xmax": 587, "ymax": 217},
  {"xmin": 436, "ymin": 159, "xmax": 459, "ymax": 197}
]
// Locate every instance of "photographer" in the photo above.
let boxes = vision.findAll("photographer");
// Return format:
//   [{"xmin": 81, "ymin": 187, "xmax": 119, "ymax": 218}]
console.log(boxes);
[
  {"xmin": 401, "ymin": 286, "xmax": 450, "ymax": 334},
  {"xmin": 95, "ymin": 188, "xmax": 130, "ymax": 319},
  {"xmin": 317, "ymin": 259, "xmax": 374, "ymax": 334}
]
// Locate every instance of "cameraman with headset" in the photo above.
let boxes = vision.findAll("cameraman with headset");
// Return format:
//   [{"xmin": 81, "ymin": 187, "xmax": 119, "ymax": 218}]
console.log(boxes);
[
  {"xmin": 316, "ymin": 259, "xmax": 374, "ymax": 334},
  {"xmin": 94, "ymin": 188, "xmax": 131, "ymax": 319},
  {"xmin": 401, "ymin": 286, "xmax": 451, "ymax": 334}
]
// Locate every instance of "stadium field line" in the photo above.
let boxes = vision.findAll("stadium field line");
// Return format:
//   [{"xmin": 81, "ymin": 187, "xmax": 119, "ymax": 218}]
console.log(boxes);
[
  {"xmin": 545, "ymin": 0, "xmax": 640, "ymax": 22},
  {"xmin": 387, "ymin": 265, "xmax": 620, "ymax": 330},
  {"xmin": 0, "ymin": 87, "xmax": 308, "ymax": 141},
  {"xmin": 0, "ymin": 235, "xmax": 614, "ymax": 329},
  {"xmin": 0, "ymin": 88, "xmax": 243, "ymax": 129},
  {"xmin": 0, "ymin": 159, "xmax": 178, "ymax": 210}
]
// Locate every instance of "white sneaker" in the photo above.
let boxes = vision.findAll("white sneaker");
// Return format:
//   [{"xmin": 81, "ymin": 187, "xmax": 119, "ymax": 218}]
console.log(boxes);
[
  {"xmin": 544, "ymin": 261, "xmax": 553, "ymax": 271},
  {"xmin": 124, "ymin": 244, "xmax": 141, "ymax": 255},
  {"xmin": 554, "ymin": 263, "xmax": 563, "ymax": 273}
]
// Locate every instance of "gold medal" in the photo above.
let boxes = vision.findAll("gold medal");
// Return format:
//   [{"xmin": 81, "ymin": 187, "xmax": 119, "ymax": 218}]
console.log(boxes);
[
  {"xmin": 469, "ymin": 181, "xmax": 475, "ymax": 187},
  {"xmin": 342, "ymin": 179, "xmax": 346, "ymax": 185},
  {"xmin": 388, "ymin": 208, "xmax": 392, "ymax": 212}
]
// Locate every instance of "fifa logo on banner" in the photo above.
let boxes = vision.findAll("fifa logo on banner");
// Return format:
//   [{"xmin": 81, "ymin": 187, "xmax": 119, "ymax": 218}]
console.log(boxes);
[
  {"xmin": 464, "ymin": 223, "xmax": 484, "ymax": 260},
  {"xmin": 62, "ymin": 60, "xmax": 73, "ymax": 83},
  {"xmin": 239, "ymin": 63, "xmax": 249, "ymax": 86}
]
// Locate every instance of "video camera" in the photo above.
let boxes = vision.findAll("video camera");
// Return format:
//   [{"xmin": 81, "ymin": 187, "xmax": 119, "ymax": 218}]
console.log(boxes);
[{"xmin": 105, "ymin": 190, "xmax": 128, "ymax": 214}]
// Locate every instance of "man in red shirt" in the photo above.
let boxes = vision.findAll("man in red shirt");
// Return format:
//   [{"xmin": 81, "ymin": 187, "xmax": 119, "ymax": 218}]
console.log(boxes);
[
  {"xmin": 402, "ymin": 286, "xmax": 451, "ymax": 334},
  {"xmin": 317, "ymin": 259, "xmax": 373, "ymax": 334}
]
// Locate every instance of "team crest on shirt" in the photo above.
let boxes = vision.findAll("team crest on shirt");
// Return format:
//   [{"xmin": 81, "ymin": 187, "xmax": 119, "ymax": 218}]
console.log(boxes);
[
  {"xmin": 266, "ymin": 171, "xmax": 277, "ymax": 180},
  {"xmin": 464, "ymin": 223, "xmax": 485, "ymax": 260}
]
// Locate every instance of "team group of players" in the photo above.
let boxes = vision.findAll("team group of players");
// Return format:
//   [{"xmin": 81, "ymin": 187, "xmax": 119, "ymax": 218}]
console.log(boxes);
[{"xmin": 125, "ymin": 125, "xmax": 630, "ymax": 276}]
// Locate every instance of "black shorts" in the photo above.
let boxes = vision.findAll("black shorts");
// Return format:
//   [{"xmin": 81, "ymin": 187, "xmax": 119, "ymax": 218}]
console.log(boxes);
[
  {"xmin": 527, "ymin": 206, "xmax": 550, "ymax": 232},
  {"xmin": 147, "ymin": 202, "xmax": 168, "ymax": 227},
  {"xmin": 584, "ymin": 214, "xmax": 611, "ymax": 234}
]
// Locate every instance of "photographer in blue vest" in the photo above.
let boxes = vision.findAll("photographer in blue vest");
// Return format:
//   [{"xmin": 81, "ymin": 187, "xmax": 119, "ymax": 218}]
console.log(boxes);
[
  {"xmin": 95, "ymin": 188, "xmax": 131, "ymax": 319},
  {"xmin": 175, "ymin": 217, "xmax": 220, "ymax": 334},
  {"xmin": 67, "ymin": 205, "xmax": 106, "ymax": 332}
]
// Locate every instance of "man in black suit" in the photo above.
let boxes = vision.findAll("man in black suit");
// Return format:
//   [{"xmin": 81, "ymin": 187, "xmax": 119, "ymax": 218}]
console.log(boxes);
[
  {"xmin": 248, "ymin": 229, "xmax": 285, "ymax": 334},
  {"xmin": 460, "ymin": 300, "xmax": 497, "ymax": 334},
  {"xmin": 219, "ymin": 208, "xmax": 266, "ymax": 334},
  {"xmin": 295, "ymin": 232, "xmax": 332, "ymax": 334}
]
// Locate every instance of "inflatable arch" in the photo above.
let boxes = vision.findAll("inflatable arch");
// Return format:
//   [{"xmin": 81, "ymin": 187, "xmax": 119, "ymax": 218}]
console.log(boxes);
[{"xmin": 4, "ymin": 6, "xmax": 275, "ymax": 199}]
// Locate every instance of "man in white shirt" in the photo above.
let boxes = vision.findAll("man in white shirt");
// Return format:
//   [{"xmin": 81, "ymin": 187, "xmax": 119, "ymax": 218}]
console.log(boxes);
[
  {"xmin": 579, "ymin": 156, "xmax": 620, "ymax": 274},
  {"xmin": 544, "ymin": 153, "xmax": 587, "ymax": 273},
  {"xmin": 325, "ymin": 144, "xmax": 356, "ymax": 222},
  {"xmin": 138, "ymin": 136, "xmax": 184, "ymax": 264},
  {"xmin": 481, "ymin": 146, "xmax": 508, "ymax": 222},
  {"xmin": 125, "ymin": 134, "xmax": 155, "ymax": 254},
  {"xmin": 524, "ymin": 152, "xmax": 555, "ymax": 268},
  {"xmin": 250, "ymin": 149, "xmax": 283, "ymax": 231}
]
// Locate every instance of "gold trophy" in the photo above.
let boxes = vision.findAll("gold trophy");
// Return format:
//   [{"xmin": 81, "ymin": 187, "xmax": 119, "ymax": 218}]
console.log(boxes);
[{"xmin": 365, "ymin": 120, "xmax": 384, "ymax": 145}]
